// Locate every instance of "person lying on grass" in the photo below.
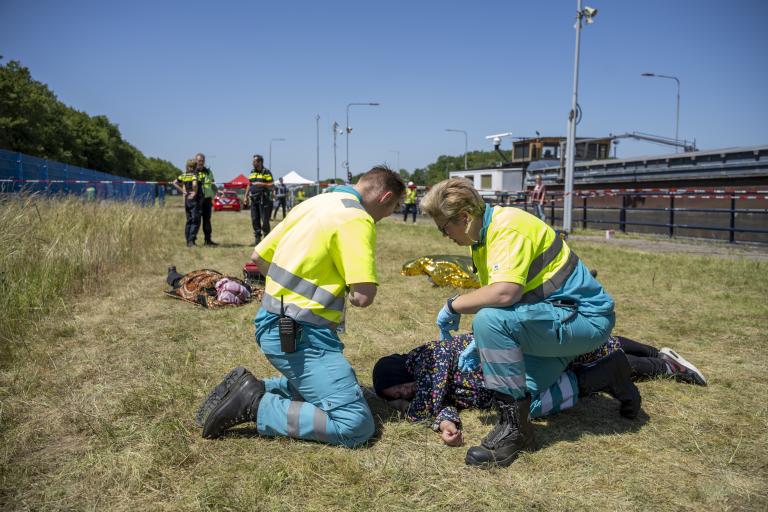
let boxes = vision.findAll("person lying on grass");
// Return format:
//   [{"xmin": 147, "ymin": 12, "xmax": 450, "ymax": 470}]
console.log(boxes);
[
  {"xmin": 165, "ymin": 267, "xmax": 256, "ymax": 308},
  {"xmin": 372, "ymin": 332, "xmax": 706, "ymax": 447}
]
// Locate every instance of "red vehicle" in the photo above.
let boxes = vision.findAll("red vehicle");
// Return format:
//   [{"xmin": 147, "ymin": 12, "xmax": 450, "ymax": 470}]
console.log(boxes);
[{"xmin": 213, "ymin": 191, "xmax": 242, "ymax": 212}]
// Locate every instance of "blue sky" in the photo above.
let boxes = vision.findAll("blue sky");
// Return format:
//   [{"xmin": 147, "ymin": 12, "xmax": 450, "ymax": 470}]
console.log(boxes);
[{"xmin": 2, "ymin": 0, "xmax": 766, "ymax": 182}]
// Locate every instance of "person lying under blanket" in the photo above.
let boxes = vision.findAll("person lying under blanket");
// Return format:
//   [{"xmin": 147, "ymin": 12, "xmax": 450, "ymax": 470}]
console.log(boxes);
[{"xmin": 165, "ymin": 266, "xmax": 260, "ymax": 308}]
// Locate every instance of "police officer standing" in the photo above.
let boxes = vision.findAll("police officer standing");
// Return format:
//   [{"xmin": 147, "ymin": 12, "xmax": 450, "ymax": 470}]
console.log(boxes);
[
  {"xmin": 195, "ymin": 153, "xmax": 218, "ymax": 246},
  {"xmin": 244, "ymin": 154, "xmax": 274, "ymax": 245},
  {"xmin": 172, "ymin": 159, "xmax": 202, "ymax": 247},
  {"xmin": 196, "ymin": 166, "xmax": 405, "ymax": 447}
]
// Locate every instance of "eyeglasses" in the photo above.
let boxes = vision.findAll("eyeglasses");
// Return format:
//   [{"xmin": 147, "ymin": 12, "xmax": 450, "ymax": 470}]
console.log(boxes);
[{"xmin": 437, "ymin": 218, "xmax": 453, "ymax": 236}]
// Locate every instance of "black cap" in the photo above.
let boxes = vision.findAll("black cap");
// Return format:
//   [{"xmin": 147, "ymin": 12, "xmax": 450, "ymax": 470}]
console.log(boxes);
[{"xmin": 372, "ymin": 354, "xmax": 413, "ymax": 397}]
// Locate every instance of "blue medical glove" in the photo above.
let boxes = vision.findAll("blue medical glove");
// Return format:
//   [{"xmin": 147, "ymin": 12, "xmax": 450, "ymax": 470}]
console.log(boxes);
[
  {"xmin": 436, "ymin": 303, "xmax": 461, "ymax": 332},
  {"xmin": 439, "ymin": 329, "xmax": 453, "ymax": 341},
  {"xmin": 458, "ymin": 339, "xmax": 480, "ymax": 372}
]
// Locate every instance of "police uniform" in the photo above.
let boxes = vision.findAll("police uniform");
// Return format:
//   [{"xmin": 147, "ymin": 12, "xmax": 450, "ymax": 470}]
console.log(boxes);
[
  {"xmin": 470, "ymin": 204, "xmax": 615, "ymax": 403},
  {"xmin": 403, "ymin": 186, "xmax": 417, "ymax": 222},
  {"xmin": 252, "ymin": 185, "xmax": 376, "ymax": 447},
  {"xmin": 177, "ymin": 172, "xmax": 201, "ymax": 244},
  {"xmin": 248, "ymin": 167, "xmax": 274, "ymax": 242},
  {"xmin": 197, "ymin": 166, "xmax": 216, "ymax": 243}
]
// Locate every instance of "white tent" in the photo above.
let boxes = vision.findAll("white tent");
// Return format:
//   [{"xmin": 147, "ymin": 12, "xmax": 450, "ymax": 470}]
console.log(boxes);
[{"xmin": 279, "ymin": 171, "xmax": 315, "ymax": 186}]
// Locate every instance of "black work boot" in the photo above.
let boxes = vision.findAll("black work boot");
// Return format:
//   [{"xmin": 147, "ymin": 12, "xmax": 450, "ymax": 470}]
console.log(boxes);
[
  {"xmin": 166, "ymin": 266, "xmax": 184, "ymax": 288},
  {"xmin": 465, "ymin": 392, "xmax": 535, "ymax": 468},
  {"xmin": 574, "ymin": 350, "xmax": 641, "ymax": 419},
  {"xmin": 201, "ymin": 367, "xmax": 265, "ymax": 439}
]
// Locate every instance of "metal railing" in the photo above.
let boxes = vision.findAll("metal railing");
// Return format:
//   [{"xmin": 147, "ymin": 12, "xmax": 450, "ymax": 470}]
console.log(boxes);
[
  {"xmin": 510, "ymin": 188, "xmax": 768, "ymax": 244},
  {"xmin": 0, "ymin": 149, "xmax": 164, "ymax": 205}
]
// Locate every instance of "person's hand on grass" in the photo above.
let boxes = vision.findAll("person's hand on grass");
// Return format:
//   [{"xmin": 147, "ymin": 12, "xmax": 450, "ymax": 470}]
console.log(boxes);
[{"xmin": 439, "ymin": 420, "xmax": 464, "ymax": 446}]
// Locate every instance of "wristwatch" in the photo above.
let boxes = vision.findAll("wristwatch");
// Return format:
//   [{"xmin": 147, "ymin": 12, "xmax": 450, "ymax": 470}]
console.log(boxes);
[{"xmin": 446, "ymin": 294, "xmax": 459, "ymax": 315}]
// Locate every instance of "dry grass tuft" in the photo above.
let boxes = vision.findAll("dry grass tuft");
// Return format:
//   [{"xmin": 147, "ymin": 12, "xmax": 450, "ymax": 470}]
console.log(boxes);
[{"xmin": 1, "ymin": 204, "xmax": 766, "ymax": 511}]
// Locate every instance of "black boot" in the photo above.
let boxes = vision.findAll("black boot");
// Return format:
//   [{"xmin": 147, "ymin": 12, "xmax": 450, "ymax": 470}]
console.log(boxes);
[
  {"xmin": 201, "ymin": 367, "xmax": 265, "ymax": 439},
  {"xmin": 166, "ymin": 266, "xmax": 184, "ymax": 288},
  {"xmin": 574, "ymin": 350, "xmax": 641, "ymax": 419},
  {"xmin": 465, "ymin": 392, "xmax": 535, "ymax": 468}
]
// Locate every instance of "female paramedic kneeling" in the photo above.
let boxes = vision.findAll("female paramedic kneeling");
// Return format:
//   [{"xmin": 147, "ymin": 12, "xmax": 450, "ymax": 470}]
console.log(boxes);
[
  {"xmin": 195, "ymin": 166, "xmax": 405, "ymax": 447},
  {"xmin": 419, "ymin": 178, "xmax": 642, "ymax": 468}
]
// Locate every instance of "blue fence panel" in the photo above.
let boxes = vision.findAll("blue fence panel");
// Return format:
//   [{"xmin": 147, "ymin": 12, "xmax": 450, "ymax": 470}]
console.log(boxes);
[{"xmin": 0, "ymin": 149, "xmax": 162, "ymax": 204}]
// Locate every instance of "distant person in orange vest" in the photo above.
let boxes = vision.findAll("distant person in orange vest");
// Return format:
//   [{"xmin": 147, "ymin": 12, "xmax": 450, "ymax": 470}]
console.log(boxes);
[
  {"xmin": 403, "ymin": 181, "xmax": 418, "ymax": 223},
  {"xmin": 529, "ymin": 175, "xmax": 546, "ymax": 222}
]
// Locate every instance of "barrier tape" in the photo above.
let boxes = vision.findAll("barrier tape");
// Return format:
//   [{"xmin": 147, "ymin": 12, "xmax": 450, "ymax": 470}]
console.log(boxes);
[
  {"xmin": 551, "ymin": 194, "xmax": 767, "ymax": 202},
  {"xmin": 548, "ymin": 186, "xmax": 767, "ymax": 200},
  {"xmin": 0, "ymin": 178, "xmax": 170, "ymax": 185}
]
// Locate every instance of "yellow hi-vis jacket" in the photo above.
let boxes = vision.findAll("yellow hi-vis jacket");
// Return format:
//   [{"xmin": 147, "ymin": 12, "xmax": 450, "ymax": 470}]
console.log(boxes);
[
  {"xmin": 255, "ymin": 189, "xmax": 377, "ymax": 328},
  {"xmin": 405, "ymin": 188, "xmax": 417, "ymax": 204},
  {"xmin": 471, "ymin": 205, "xmax": 577, "ymax": 303}
]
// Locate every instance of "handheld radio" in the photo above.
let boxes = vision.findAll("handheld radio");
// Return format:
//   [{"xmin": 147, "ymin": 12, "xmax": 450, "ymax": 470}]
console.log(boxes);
[{"xmin": 278, "ymin": 295, "xmax": 297, "ymax": 353}]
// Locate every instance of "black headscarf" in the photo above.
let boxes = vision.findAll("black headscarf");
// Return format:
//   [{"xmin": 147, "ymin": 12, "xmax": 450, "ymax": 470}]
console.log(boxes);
[{"xmin": 372, "ymin": 354, "xmax": 413, "ymax": 397}]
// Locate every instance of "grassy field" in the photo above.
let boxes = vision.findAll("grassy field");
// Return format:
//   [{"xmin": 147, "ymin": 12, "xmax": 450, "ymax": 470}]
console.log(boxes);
[{"xmin": 1, "ymin": 199, "xmax": 766, "ymax": 511}]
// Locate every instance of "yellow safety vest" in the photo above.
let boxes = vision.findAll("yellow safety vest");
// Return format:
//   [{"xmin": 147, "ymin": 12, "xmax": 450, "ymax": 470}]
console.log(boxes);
[
  {"xmin": 176, "ymin": 173, "xmax": 197, "ymax": 194},
  {"xmin": 472, "ymin": 205, "xmax": 578, "ymax": 303},
  {"xmin": 256, "ymin": 190, "xmax": 377, "ymax": 328},
  {"xmin": 197, "ymin": 167, "xmax": 215, "ymax": 198},
  {"xmin": 405, "ymin": 188, "xmax": 417, "ymax": 204}
]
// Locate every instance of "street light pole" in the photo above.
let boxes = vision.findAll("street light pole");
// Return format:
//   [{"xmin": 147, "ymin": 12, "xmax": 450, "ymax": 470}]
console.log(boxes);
[
  {"xmin": 564, "ymin": 1, "xmax": 597, "ymax": 234},
  {"xmin": 315, "ymin": 114, "xmax": 321, "ymax": 195},
  {"xmin": 269, "ymin": 138, "xmax": 286, "ymax": 171},
  {"xmin": 641, "ymin": 72, "xmax": 681, "ymax": 153},
  {"xmin": 345, "ymin": 102, "xmax": 380, "ymax": 183},
  {"xmin": 332, "ymin": 121, "xmax": 341, "ymax": 184},
  {"xmin": 389, "ymin": 150, "xmax": 400, "ymax": 173},
  {"xmin": 445, "ymin": 129, "xmax": 468, "ymax": 169}
]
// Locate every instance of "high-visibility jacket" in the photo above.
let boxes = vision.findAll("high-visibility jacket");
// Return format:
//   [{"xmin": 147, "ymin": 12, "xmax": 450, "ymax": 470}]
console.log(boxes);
[
  {"xmin": 197, "ymin": 167, "xmax": 216, "ymax": 199},
  {"xmin": 176, "ymin": 172, "xmax": 198, "ymax": 195},
  {"xmin": 255, "ymin": 187, "xmax": 377, "ymax": 328},
  {"xmin": 405, "ymin": 188, "xmax": 417, "ymax": 205},
  {"xmin": 248, "ymin": 168, "xmax": 274, "ymax": 200},
  {"xmin": 471, "ymin": 205, "xmax": 577, "ymax": 304}
]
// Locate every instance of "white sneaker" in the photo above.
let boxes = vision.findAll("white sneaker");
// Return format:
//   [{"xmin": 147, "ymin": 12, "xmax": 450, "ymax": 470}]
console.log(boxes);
[{"xmin": 659, "ymin": 348, "xmax": 707, "ymax": 386}]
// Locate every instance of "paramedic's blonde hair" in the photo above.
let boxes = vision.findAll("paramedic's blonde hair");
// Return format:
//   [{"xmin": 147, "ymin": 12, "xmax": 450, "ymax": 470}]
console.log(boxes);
[
  {"xmin": 185, "ymin": 159, "xmax": 197, "ymax": 172},
  {"xmin": 420, "ymin": 178, "xmax": 485, "ymax": 220}
]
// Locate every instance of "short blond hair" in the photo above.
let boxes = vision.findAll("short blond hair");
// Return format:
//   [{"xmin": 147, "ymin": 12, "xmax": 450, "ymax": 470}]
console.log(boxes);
[
  {"xmin": 185, "ymin": 159, "xmax": 197, "ymax": 172},
  {"xmin": 420, "ymin": 178, "xmax": 485, "ymax": 220}
]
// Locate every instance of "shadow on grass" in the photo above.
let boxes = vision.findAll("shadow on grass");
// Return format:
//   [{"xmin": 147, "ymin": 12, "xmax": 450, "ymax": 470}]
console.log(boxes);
[
  {"xmin": 200, "ymin": 243, "xmax": 254, "ymax": 249},
  {"xmin": 475, "ymin": 394, "xmax": 649, "ymax": 450}
]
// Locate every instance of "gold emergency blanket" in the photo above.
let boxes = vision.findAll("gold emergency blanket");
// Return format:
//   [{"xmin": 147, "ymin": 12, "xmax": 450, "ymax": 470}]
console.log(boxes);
[{"xmin": 401, "ymin": 255, "xmax": 481, "ymax": 289}]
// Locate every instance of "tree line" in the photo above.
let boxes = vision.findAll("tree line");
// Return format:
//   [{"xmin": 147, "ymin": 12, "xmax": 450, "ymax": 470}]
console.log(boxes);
[{"xmin": 0, "ymin": 58, "xmax": 180, "ymax": 181}]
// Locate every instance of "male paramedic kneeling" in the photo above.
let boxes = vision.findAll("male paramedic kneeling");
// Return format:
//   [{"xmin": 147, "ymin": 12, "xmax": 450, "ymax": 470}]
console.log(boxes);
[
  {"xmin": 197, "ymin": 166, "xmax": 405, "ymax": 447},
  {"xmin": 420, "ymin": 178, "xmax": 641, "ymax": 468}
]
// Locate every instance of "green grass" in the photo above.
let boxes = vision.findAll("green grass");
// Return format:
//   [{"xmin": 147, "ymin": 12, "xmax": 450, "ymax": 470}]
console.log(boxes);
[{"xmin": 1, "ymin": 203, "xmax": 766, "ymax": 511}]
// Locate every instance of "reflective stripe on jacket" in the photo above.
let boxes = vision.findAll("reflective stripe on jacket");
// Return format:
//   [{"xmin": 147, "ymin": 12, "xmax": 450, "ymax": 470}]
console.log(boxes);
[{"xmin": 255, "ymin": 189, "xmax": 377, "ymax": 328}]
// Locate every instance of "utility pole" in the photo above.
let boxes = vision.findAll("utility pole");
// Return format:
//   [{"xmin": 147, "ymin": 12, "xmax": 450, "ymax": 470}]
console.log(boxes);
[{"xmin": 315, "ymin": 114, "xmax": 320, "ymax": 195}]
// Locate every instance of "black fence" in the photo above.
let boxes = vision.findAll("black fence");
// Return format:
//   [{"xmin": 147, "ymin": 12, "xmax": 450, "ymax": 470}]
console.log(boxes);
[{"xmin": 513, "ymin": 189, "xmax": 768, "ymax": 244}]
